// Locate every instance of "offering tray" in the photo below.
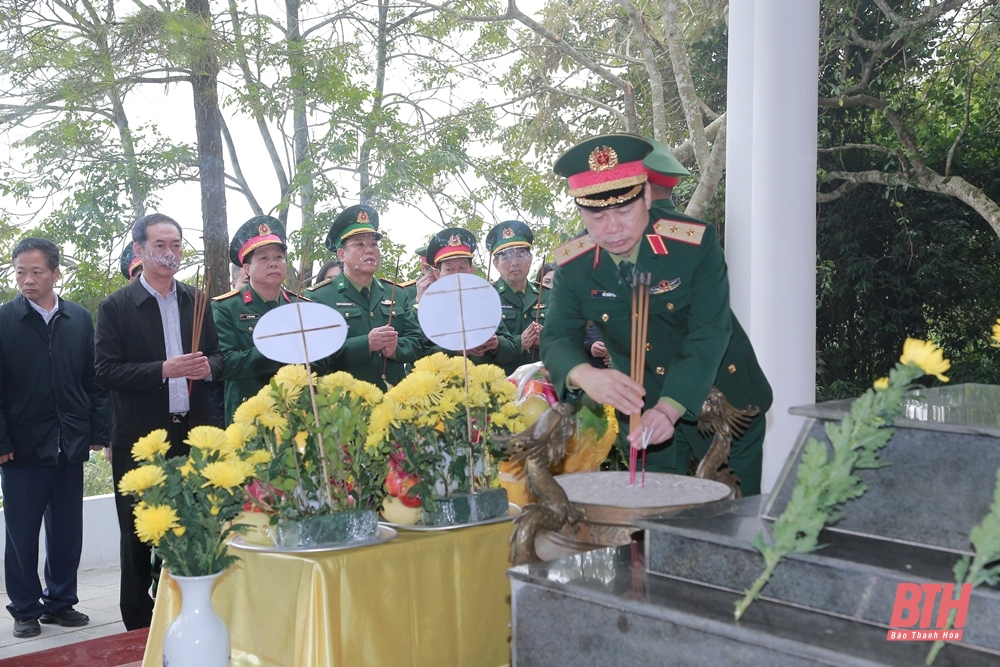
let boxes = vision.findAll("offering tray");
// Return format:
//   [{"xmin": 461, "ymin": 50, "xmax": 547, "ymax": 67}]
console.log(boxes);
[
  {"xmin": 229, "ymin": 525, "xmax": 397, "ymax": 554},
  {"xmin": 381, "ymin": 503, "xmax": 521, "ymax": 532}
]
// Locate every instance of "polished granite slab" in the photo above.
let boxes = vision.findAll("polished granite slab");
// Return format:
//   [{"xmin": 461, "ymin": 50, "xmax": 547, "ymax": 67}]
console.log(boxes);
[
  {"xmin": 788, "ymin": 383, "xmax": 1000, "ymax": 437},
  {"xmin": 638, "ymin": 496, "xmax": 1000, "ymax": 654},
  {"xmin": 765, "ymin": 386, "xmax": 1000, "ymax": 552},
  {"xmin": 509, "ymin": 542, "xmax": 997, "ymax": 667}
]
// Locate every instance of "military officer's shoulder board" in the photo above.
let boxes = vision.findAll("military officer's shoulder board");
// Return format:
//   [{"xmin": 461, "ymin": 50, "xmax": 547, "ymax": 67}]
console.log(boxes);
[
  {"xmin": 378, "ymin": 277, "xmax": 402, "ymax": 288},
  {"xmin": 212, "ymin": 288, "xmax": 241, "ymax": 302},
  {"xmin": 307, "ymin": 278, "xmax": 333, "ymax": 292},
  {"xmin": 553, "ymin": 234, "xmax": 596, "ymax": 266},
  {"xmin": 396, "ymin": 278, "xmax": 417, "ymax": 288},
  {"xmin": 653, "ymin": 218, "xmax": 706, "ymax": 246},
  {"xmin": 282, "ymin": 288, "xmax": 310, "ymax": 303}
]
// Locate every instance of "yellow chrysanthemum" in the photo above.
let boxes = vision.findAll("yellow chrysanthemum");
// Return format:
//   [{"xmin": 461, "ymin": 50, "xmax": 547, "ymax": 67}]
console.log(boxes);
[
  {"xmin": 351, "ymin": 379, "xmax": 384, "ymax": 407},
  {"xmin": 201, "ymin": 459, "xmax": 253, "ymax": 490},
  {"xmin": 134, "ymin": 504, "xmax": 179, "ymax": 547},
  {"xmin": 273, "ymin": 365, "xmax": 313, "ymax": 401},
  {"xmin": 131, "ymin": 429, "xmax": 170, "ymax": 462},
  {"xmin": 293, "ymin": 431, "xmax": 309, "ymax": 454},
  {"xmin": 178, "ymin": 459, "xmax": 196, "ymax": 478},
  {"xmin": 401, "ymin": 370, "xmax": 443, "ymax": 405},
  {"xmin": 412, "ymin": 352, "xmax": 453, "ymax": 375},
  {"xmin": 257, "ymin": 411, "xmax": 289, "ymax": 432},
  {"xmin": 318, "ymin": 371, "xmax": 357, "ymax": 396},
  {"xmin": 991, "ymin": 318, "xmax": 1000, "ymax": 348},
  {"xmin": 186, "ymin": 425, "xmax": 229, "ymax": 453},
  {"xmin": 222, "ymin": 423, "xmax": 251, "ymax": 456},
  {"xmin": 899, "ymin": 338, "xmax": 951, "ymax": 382},
  {"xmin": 243, "ymin": 448, "xmax": 272, "ymax": 467},
  {"xmin": 233, "ymin": 394, "xmax": 277, "ymax": 425},
  {"xmin": 873, "ymin": 377, "xmax": 889, "ymax": 391},
  {"xmin": 172, "ymin": 525, "xmax": 186, "ymax": 537},
  {"xmin": 469, "ymin": 363, "xmax": 506, "ymax": 387},
  {"xmin": 118, "ymin": 464, "xmax": 167, "ymax": 496}
]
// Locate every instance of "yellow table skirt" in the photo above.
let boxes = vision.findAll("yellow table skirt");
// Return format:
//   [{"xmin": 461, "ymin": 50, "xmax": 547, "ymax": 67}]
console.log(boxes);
[{"xmin": 142, "ymin": 521, "xmax": 513, "ymax": 667}]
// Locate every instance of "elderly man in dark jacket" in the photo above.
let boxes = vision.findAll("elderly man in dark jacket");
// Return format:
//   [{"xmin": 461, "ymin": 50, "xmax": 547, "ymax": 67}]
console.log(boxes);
[{"xmin": 0, "ymin": 237, "xmax": 108, "ymax": 639}]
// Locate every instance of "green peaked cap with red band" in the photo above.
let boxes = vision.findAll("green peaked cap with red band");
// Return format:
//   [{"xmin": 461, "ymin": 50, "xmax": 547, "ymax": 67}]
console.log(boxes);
[
  {"xmin": 230, "ymin": 215, "xmax": 287, "ymax": 266},
  {"xmin": 427, "ymin": 227, "xmax": 476, "ymax": 266},
  {"xmin": 642, "ymin": 136, "xmax": 690, "ymax": 187},
  {"xmin": 554, "ymin": 133, "xmax": 653, "ymax": 208}
]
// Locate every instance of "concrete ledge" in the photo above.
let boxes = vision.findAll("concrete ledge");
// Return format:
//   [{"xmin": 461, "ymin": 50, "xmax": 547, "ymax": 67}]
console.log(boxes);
[{"xmin": 0, "ymin": 494, "xmax": 120, "ymax": 573}]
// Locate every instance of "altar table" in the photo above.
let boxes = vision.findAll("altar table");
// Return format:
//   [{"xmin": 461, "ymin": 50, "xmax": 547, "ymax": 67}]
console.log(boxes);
[{"xmin": 141, "ymin": 521, "xmax": 513, "ymax": 666}]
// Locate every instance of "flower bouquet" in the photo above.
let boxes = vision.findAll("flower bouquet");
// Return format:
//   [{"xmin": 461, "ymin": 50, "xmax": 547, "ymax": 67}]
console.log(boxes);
[
  {"xmin": 366, "ymin": 352, "xmax": 523, "ymax": 526},
  {"xmin": 234, "ymin": 366, "xmax": 386, "ymax": 547},
  {"xmin": 118, "ymin": 425, "xmax": 263, "ymax": 576}
]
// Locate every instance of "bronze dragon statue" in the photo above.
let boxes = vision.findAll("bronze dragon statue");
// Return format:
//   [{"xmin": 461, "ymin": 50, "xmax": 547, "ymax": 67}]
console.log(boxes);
[
  {"xmin": 694, "ymin": 386, "xmax": 760, "ymax": 498},
  {"xmin": 497, "ymin": 403, "xmax": 583, "ymax": 565}
]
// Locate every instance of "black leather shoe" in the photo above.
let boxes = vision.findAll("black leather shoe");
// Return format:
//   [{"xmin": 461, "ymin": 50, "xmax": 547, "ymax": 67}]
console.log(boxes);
[
  {"xmin": 13, "ymin": 618, "xmax": 40, "ymax": 638},
  {"xmin": 39, "ymin": 607, "xmax": 89, "ymax": 627}
]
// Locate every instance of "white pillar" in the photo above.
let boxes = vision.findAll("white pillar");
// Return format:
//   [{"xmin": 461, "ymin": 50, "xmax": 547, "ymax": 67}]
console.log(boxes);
[{"xmin": 725, "ymin": 0, "xmax": 820, "ymax": 493}]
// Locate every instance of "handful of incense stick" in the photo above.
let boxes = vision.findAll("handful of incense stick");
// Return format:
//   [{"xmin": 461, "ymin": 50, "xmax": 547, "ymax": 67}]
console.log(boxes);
[
  {"xmin": 188, "ymin": 267, "xmax": 211, "ymax": 396},
  {"xmin": 629, "ymin": 272, "xmax": 651, "ymax": 487}
]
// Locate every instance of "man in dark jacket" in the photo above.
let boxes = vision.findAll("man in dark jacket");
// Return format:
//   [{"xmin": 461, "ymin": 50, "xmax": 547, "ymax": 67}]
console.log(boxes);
[
  {"xmin": 95, "ymin": 213, "xmax": 224, "ymax": 630},
  {"xmin": 0, "ymin": 237, "xmax": 108, "ymax": 638}
]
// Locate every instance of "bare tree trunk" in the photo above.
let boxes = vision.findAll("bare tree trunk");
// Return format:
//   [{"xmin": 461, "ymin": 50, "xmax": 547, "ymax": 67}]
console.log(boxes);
[
  {"xmin": 286, "ymin": 0, "xmax": 315, "ymax": 240},
  {"xmin": 358, "ymin": 0, "xmax": 389, "ymax": 203},
  {"xmin": 187, "ymin": 0, "xmax": 228, "ymax": 296}
]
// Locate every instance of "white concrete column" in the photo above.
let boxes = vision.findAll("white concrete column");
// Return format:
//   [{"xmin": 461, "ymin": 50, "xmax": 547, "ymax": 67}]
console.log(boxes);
[{"xmin": 725, "ymin": 0, "xmax": 820, "ymax": 493}]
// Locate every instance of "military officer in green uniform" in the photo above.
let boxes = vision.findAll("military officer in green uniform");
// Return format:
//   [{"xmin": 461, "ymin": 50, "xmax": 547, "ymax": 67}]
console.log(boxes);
[
  {"xmin": 420, "ymin": 228, "xmax": 518, "ymax": 367},
  {"xmin": 308, "ymin": 205, "xmax": 422, "ymax": 389},
  {"xmin": 212, "ymin": 216, "xmax": 306, "ymax": 423},
  {"xmin": 119, "ymin": 245, "xmax": 142, "ymax": 282},
  {"xmin": 540, "ymin": 134, "xmax": 772, "ymax": 495},
  {"xmin": 398, "ymin": 246, "xmax": 436, "ymax": 306},
  {"xmin": 484, "ymin": 220, "xmax": 549, "ymax": 377}
]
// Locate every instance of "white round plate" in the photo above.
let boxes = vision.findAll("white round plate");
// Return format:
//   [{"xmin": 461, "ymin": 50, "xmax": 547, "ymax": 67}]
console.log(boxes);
[
  {"xmin": 252, "ymin": 302, "xmax": 348, "ymax": 364},
  {"xmin": 417, "ymin": 273, "xmax": 501, "ymax": 351},
  {"xmin": 229, "ymin": 524, "xmax": 397, "ymax": 554},
  {"xmin": 380, "ymin": 503, "xmax": 521, "ymax": 532}
]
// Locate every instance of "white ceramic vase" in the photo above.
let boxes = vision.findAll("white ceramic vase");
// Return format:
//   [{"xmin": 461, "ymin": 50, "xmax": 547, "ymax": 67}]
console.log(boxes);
[{"xmin": 162, "ymin": 572, "xmax": 230, "ymax": 667}]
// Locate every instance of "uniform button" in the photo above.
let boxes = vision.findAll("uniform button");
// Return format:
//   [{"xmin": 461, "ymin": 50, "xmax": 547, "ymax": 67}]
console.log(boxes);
[
  {"xmin": 601, "ymin": 314, "xmax": 609, "ymax": 322},
  {"xmin": 666, "ymin": 303, "xmax": 674, "ymax": 311},
  {"xmin": 728, "ymin": 364, "xmax": 737, "ymax": 374},
  {"xmin": 248, "ymin": 326, "xmax": 254, "ymax": 332},
  {"xmin": 501, "ymin": 315, "xmax": 506, "ymax": 320},
  {"xmin": 655, "ymin": 366, "xmax": 665, "ymax": 375},
  {"xmin": 645, "ymin": 343, "xmax": 652, "ymax": 351},
  {"xmin": 524, "ymin": 313, "xmax": 529, "ymax": 318},
  {"xmin": 370, "ymin": 311, "xmax": 374, "ymax": 317}
]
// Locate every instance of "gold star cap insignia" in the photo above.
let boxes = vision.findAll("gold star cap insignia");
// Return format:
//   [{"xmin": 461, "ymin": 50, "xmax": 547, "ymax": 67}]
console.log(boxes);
[
  {"xmin": 502, "ymin": 226, "xmax": 514, "ymax": 239},
  {"xmin": 258, "ymin": 223, "xmax": 271, "ymax": 236},
  {"xmin": 588, "ymin": 146, "xmax": 619, "ymax": 172},
  {"xmin": 358, "ymin": 210, "xmax": 369, "ymax": 223},
  {"xmin": 448, "ymin": 234, "xmax": 461, "ymax": 247}
]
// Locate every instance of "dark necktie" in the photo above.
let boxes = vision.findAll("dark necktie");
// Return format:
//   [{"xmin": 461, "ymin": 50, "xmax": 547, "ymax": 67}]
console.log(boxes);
[
  {"xmin": 618, "ymin": 260, "xmax": 635, "ymax": 284},
  {"xmin": 361, "ymin": 286, "xmax": 370, "ymax": 301}
]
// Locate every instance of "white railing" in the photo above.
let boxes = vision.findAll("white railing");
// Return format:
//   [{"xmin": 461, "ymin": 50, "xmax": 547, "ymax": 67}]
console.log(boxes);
[{"xmin": 0, "ymin": 494, "xmax": 121, "ymax": 573}]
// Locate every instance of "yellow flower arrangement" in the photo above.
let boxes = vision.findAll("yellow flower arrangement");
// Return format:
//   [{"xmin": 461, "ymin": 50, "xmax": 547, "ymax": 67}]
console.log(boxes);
[
  {"xmin": 367, "ymin": 352, "xmax": 521, "ymax": 505},
  {"xmin": 991, "ymin": 318, "xmax": 1000, "ymax": 348},
  {"xmin": 119, "ymin": 425, "xmax": 261, "ymax": 576},
  {"xmin": 237, "ymin": 365, "xmax": 386, "ymax": 520}
]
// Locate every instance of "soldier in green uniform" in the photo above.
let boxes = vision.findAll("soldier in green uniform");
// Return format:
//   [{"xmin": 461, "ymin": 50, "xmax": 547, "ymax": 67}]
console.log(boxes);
[
  {"xmin": 484, "ymin": 220, "xmax": 549, "ymax": 377},
  {"xmin": 212, "ymin": 216, "xmax": 306, "ymax": 424},
  {"xmin": 421, "ymin": 228, "xmax": 518, "ymax": 367},
  {"xmin": 398, "ymin": 246, "xmax": 436, "ymax": 306},
  {"xmin": 540, "ymin": 134, "xmax": 772, "ymax": 495},
  {"xmin": 119, "ymin": 246, "xmax": 143, "ymax": 282},
  {"xmin": 308, "ymin": 204, "xmax": 422, "ymax": 389}
]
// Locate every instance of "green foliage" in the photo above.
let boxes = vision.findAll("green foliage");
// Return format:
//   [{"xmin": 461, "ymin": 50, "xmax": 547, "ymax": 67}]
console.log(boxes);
[
  {"xmin": 83, "ymin": 450, "xmax": 114, "ymax": 498},
  {"xmin": 734, "ymin": 359, "xmax": 926, "ymax": 621},
  {"xmin": 926, "ymin": 467, "xmax": 1000, "ymax": 664}
]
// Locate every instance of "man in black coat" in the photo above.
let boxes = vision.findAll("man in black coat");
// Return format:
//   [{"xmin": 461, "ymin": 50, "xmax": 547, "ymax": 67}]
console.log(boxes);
[
  {"xmin": 95, "ymin": 213, "xmax": 224, "ymax": 631},
  {"xmin": 0, "ymin": 237, "xmax": 108, "ymax": 638}
]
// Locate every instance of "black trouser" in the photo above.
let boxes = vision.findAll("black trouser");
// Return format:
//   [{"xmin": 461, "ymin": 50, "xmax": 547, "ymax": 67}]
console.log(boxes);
[
  {"xmin": 111, "ymin": 421, "xmax": 190, "ymax": 631},
  {"xmin": 1, "ymin": 451, "xmax": 84, "ymax": 620}
]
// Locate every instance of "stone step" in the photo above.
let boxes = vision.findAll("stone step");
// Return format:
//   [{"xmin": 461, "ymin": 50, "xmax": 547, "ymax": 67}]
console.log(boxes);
[
  {"xmin": 509, "ymin": 545, "xmax": 998, "ymax": 667},
  {"xmin": 767, "ymin": 384, "xmax": 1000, "ymax": 552},
  {"xmin": 639, "ymin": 497, "xmax": 1000, "ymax": 654}
]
